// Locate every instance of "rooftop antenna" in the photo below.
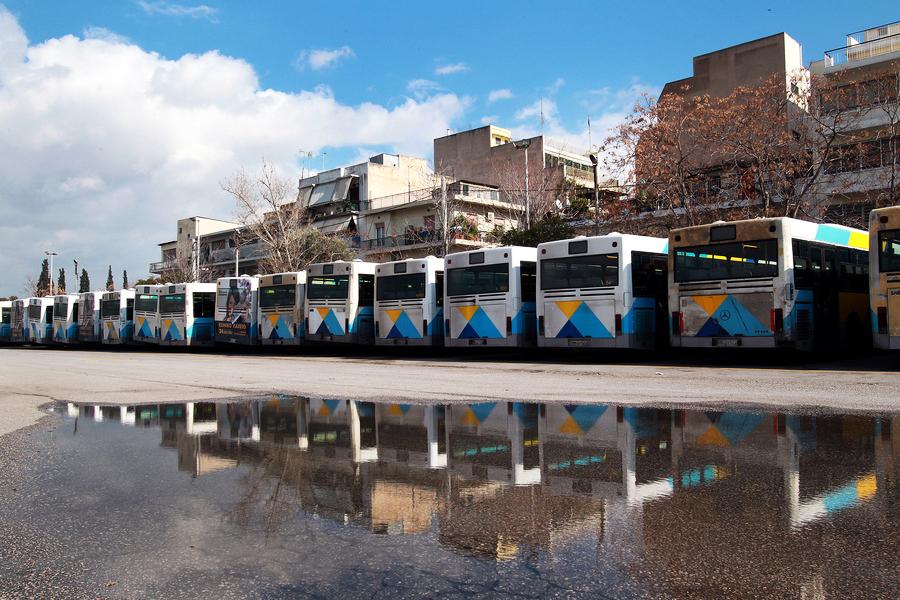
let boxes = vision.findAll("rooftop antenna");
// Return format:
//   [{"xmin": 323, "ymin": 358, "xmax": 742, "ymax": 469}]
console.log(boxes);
[{"xmin": 540, "ymin": 98, "xmax": 544, "ymax": 137}]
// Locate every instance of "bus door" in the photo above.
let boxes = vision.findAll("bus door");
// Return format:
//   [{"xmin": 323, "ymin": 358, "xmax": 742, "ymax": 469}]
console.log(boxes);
[
  {"xmin": 355, "ymin": 274, "xmax": 375, "ymax": 344},
  {"xmin": 810, "ymin": 246, "xmax": 840, "ymax": 348}
]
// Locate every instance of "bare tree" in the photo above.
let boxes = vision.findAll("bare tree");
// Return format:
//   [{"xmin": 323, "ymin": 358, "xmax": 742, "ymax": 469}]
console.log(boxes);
[{"xmin": 222, "ymin": 161, "xmax": 354, "ymax": 273}]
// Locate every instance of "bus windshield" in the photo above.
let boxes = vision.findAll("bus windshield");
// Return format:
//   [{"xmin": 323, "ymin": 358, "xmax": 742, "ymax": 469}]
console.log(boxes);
[
  {"xmin": 159, "ymin": 294, "xmax": 185, "ymax": 314},
  {"xmin": 308, "ymin": 276, "xmax": 350, "ymax": 300},
  {"xmin": 674, "ymin": 239, "xmax": 779, "ymax": 282},
  {"xmin": 377, "ymin": 273, "xmax": 426, "ymax": 301},
  {"xmin": 879, "ymin": 229, "xmax": 900, "ymax": 273},
  {"xmin": 135, "ymin": 294, "xmax": 158, "ymax": 312},
  {"xmin": 540, "ymin": 253, "xmax": 618, "ymax": 290},
  {"xmin": 447, "ymin": 263, "xmax": 509, "ymax": 296},
  {"xmin": 260, "ymin": 285, "xmax": 296, "ymax": 308},
  {"xmin": 100, "ymin": 300, "xmax": 119, "ymax": 318}
]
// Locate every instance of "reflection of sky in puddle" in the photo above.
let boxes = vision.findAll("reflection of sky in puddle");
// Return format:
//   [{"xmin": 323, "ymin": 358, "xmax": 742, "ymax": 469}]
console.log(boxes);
[{"xmin": 6, "ymin": 399, "xmax": 899, "ymax": 599}]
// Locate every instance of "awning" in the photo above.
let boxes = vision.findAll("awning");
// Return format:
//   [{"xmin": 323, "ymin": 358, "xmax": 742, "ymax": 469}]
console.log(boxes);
[
  {"xmin": 298, "ymin": 186, "xmax": 313, "ymax": 207},
  {"xmin": 305, "ymin": 176, "xmax": 356, "ymax": 208},
  {"xmin": 308, "ymin": 181, "xmax": 337, "ymax": 207},
  {"xmin": 316, "ymin": 215, "xmax": 356, "ymax": 235}
]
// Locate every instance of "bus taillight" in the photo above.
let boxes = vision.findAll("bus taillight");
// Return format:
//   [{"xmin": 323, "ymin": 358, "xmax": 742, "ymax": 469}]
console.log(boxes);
[
  {"xmin": 374, "ymin": 322, "xmax": 380, "ymax": 337},
  {"xmin": 422, "ymin": 319, "xmax": 428, "ymax": 336},
  {"xmin": 671, "ymin": 312, "xmax": 680, "ymax": 335},
  {"xmin": 538, "ymin": 315, "xmax": 544, "ymax": 335},
  {"xmin": 506, "ymin": 316, "xmax": 512, "ymax": 336},
  {"xmin": 772, "ymin": 308, "xmax": 784, "ymax": 333},
  {"xmin": 445, "ymin": 318, "xmax": 450, "ymax": 336},
  {"xmin": 615, "ymin": 314, "xmax": 622, "ymax": 336},
  {"xmin": 877, "ymin": 306, "xmax": 888, "ymax": 334}
]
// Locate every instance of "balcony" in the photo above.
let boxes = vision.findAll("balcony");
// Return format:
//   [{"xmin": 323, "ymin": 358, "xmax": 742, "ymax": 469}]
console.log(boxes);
[{"xmin": 825, "ymin": 25, "xmax": 900, "ymax": 67}]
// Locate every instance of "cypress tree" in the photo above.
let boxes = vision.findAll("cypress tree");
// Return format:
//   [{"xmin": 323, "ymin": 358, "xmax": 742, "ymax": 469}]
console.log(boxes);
[
  {"xmin": 38, "ymin": 259, "xmax": 51, "ymax": 296},
  {"xmin": 106, "ymin": 266, "xmax": 114, "ymax": 291},
  {"xmin": 57, "ymin": 269, "xmax": 66, "ymax": 294},
  {"xmin": 79, "ymin": 270, "xmax": 91, "ymax": 293}
]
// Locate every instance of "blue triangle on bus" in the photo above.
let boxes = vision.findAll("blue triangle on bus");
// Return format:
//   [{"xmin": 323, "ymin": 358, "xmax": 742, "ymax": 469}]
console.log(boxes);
[
  {"xmin": 386, "ymin": 324, "xmax": 403, "ymax": 338},
  {"xmin": 315, "ymin": 321, "xmax": 331, "ymax": 335},
  {"xmin": 696, "ymin": 317, "xmax": 728, "ymax": 337},
  {"xmin": 556, "ymin": 320, "xmax": 583, "ymax": 338},
  {"xmin": 458, "ymin": 323, "xmax": 479, "ymax": 339}
]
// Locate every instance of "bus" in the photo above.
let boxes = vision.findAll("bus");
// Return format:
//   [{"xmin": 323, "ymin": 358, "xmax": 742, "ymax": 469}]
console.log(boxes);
[
  {"xmin": 869, "ymin": 205, "xmax": 900, "ymax": 350},
  {"xmin": 10, "ymin": 299, "xmax": 28, "ymax": 343},
  {"xmin": 537, "ymin": 234, "xmax": 669, "ymax": 350},
  {"xmin": 669, "ymin": 217, "xmax": 869, "ymax": 351},
  {"xmin": 444, "ymin": 246, "xmax": 537, "ymax": 348},
  {"xmin": 134, "ymin": 285, "xmax": 162, "ymax": 344},
  {"xmin": 100, "ymin": 289, "xmax": 135, "ymax": 345},
  {"xmin": 215, "ymin": 276, "xmax": 259, "ymax": 346},
  {"xmin": 52, "ymin": 294, "xmax": 80, "ymax": 344},
  {"xmin": 158, "ymin": 283, "xmax": 216, "ymax": 347},
  {"xmin": 258, "ymin": 272, "xmax": 306, "ymax": 346},
  {"xmin": 0, "ymin": 300, "xmax": 10, "ymax": 342},
  {"xmin": 76, "ymin": 291, "xmax": 103, "ymax": 344},
  {"xmin": 28, "ymin": 296, "xmax": 54, "ymax": 344},
  {"xmin": 374, "ymin": 256, "xmax": 444, "ymax": 347},
  {"xmin": 306, "ymin": 260, "xmax": 377, "ymax": 345}
]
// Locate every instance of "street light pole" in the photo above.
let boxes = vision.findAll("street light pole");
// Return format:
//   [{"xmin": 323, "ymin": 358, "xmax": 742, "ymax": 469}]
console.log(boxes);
[
  {"xmin": 589, "ymin": 153, "xmax": 600, "ymax": 236},
  {"xmin": 513, "ymin": 139, "xmax": 532, "ymax": 230},
  {"xmin": 45, "ymin": 251, "xmax": 57, "ymax": 295}
]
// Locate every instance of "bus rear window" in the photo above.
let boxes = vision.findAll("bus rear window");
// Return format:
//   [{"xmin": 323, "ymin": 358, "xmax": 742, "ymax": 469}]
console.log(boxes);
[
  {"xmin": 1, "ymin": 308, "xmax": 9, "ymax": 323},
  {"xmin": 135, "ymin": 294, "xmax": 158, "ymax": 312},
  {"xmin": 100, "ymin": 300, "xmax": 119, "ymax": 319},
  {"xmin": 377, "ymin": 273, "xmax": 426, "ymax": 301},
  {"xmin": 540, "ymin": 253, "xmax": 618, "ymax": 290},
  {"xmin": 879, "ymin": 229, "xmax": 900, "ymax": 273},
  {"xmin": 308, "ymin": 276, "xmax": 350, "ymax": 300},
  {"xmin": 260, "ymin": 285, "xmax": 296, "ymax": 308},
  {"xmin": 674, "ymin": 239, "xmax": 778, "ymax": 282},
  {"xmin": 447, "ymin": 263, "xmax": 509, "ymax": 296},
  {"xmin": 159, "ymin": 294, "xmax": 186, "ymax": 314}
]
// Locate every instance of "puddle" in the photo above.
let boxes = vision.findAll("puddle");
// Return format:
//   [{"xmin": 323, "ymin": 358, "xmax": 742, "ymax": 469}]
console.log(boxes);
[{"xmin": 2, "ymin": 398, "xmax": 898, "ymax": 599}]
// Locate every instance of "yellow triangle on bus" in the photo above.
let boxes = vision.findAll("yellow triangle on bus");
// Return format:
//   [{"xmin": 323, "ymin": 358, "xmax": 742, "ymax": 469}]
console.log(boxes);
[
  {"xmin": 386, "ymin": 310, "xmax": 404, "ymax": 323},
  {"xmin": 318, "ymin": 403, "xmax": 331, "ymax": 416},
  {"xmin": 460, "ymin": 407, "xmax": 481, "ymax": 425},
  {"xmin": 388, "ymin": 404, "xmax": 405, "ymax": 416},
  {"xmin": 163, "ymin": 320, "xmax": 173, "ymax": 329},
  {"xmin": 558, "ymin": 415, "xmax": 585, "ymax": 435},
  {"xmin": 697, "ymin": 425, "xmax": 730, "ymax": 447},
  {"xmin": 555, "ymin": 301, "xmax": 583, "ymax": 320},
  {"xmin": 268, "ymin": 315, "xmax": 280, "ymax": 326},
  {"xmin": 457, "ymin": 306, "xmax": 479, "ymax": 322},
  {"xmin": 848, "ymin": 231, "xmax": 868, "ymax": 250},
  {"xmin": 316, "ymin": 307, "xmax": 331, "ymax": 318},
  {"xmin": 692, "ymin": 295, "xmax": 728, "ymax": 317}
]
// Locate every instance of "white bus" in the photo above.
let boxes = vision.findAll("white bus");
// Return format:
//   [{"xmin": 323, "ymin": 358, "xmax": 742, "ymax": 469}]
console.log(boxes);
[
  {"xmin": 10, "ymin": 299, "xmax": 29, "ymax": 343},
  {"xmin": 258, "ymin": 272, "xmax": 306, "ymax": 346},
  {"xmin": 52, "ymin": 294, "xmax": 80, "ymax": 344},
  {"xmin": 28, "ymin": 296, "xmax": 54, "ymax": 344},
  {"xmin": 133, "ymin": 285, "xmax": 162, "ymax": 344},
  {"xmin": 869, "ymin": 205, "xmax": 900, "ymax": 350},
  {"xmin": 306, "ymin": 260, "xmax": 377, "ymax": 345},
  {"xmin": 100, "ymin": 289, "xmax": 135, "ymax": 345},
  {"xmin": 76, "ymin": 291, "xmax": 103, "ymax": 344},
  {"xmin": 374, "ymin": 256, "xmax": 444, "ymax": 347},
  {"xmin": 670, "ymin": 217, "xmax": 869, "ymax": 350},
  {"xmin": 158, "ymin": 283, "xmax": 216, "ymax": 347},
  {"xmin": 537, "ymin": 234, "xmax": 669, "ymax": 350},
  {"xmin": 0, "ymin": 300, "xmax": 11, "ymax": 342},
  {"xmin": 444, "ymin": 246, "xmax": 537, "ymax": 348},
  {"xmin": 215, "ymin": 276, "xmax": 259, "ymax": 346}
]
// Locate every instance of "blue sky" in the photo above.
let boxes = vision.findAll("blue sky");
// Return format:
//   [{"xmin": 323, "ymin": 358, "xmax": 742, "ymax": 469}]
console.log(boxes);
[{"xmin": 0, "ymin": 0, "xmax": 895, "ymax": 295}]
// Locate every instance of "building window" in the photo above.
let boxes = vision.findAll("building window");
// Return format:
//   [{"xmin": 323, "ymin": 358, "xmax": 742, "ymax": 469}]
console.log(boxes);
[{"xmin": 375, "ymin": 222, "xmax": 385, "ymax": 247}]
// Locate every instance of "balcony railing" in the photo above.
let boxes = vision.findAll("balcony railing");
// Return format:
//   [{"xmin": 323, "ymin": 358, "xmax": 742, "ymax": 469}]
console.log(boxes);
[{"xmin": 825, "ymin": 31, "xmax": 900, "ymax": 66}]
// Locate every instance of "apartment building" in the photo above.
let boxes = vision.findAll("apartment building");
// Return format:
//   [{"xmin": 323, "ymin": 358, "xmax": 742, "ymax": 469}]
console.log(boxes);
[{"xmin": 810, "ymin": 21, "xmax": 900, "ymax": 226}]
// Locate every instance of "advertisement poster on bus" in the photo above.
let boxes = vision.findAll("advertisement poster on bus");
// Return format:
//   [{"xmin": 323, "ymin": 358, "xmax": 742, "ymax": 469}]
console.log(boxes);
[{"xmin": 216, "ymin": 278, "xmax": 253, "ymax": 344}]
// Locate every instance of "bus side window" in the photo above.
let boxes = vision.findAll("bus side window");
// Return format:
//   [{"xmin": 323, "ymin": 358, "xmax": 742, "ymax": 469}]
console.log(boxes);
[
  {"xmin": 520, "ymin": 262, "xmax": 536, "ymax": 303},
  {"xmin": 194, "ymin": 293, "xmax": 215, "ymax": 318},
  {"xmin": 126, "ymin": 299, "xmax": 134, "ymax": 321},
  {"xmin": 358, "ymin": 275, "xmax": 374, "ymax": 307}
]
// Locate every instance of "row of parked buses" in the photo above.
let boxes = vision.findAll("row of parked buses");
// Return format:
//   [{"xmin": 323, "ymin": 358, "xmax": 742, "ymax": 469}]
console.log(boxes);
[{"xmin": 2, "ymin": 209, "xmax": 900, "ymax": 353}]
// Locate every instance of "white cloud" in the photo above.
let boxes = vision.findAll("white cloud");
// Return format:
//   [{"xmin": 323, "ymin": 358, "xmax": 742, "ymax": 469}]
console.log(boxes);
[
  {"xmin": 480, "ymin": 115, "xmax": 498, "ymax": 125},
  {"xmin": 296, "ymin": 46, "xmax": 355, "ymax": 71},
  {"xmin": 83, "ymin": 27, "xmax": 131, "ymax": 45},
  {"xmin": 407, "ymin": 78, "xmax": 442, "ymax": 100},
  {"xmin": 487, "ymin": 89, "xmax": 513, "ymax": 103},
  {"xmin": 435, "ymin": 62, "xmax": 469, "ymax": 75},
  {"xmin": 138, "ymin": 1, "xmax": 218, "ymax": 21},
  {"xmin": 548, "ymin": 78, "xmax": 565, "ymax": 95},
  {"xmin": 0, "ymin": 9, "xmax": 467, "ymax": 295}
]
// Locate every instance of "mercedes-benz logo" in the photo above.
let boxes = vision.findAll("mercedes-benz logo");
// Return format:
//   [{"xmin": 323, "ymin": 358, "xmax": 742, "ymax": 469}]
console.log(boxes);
[{"xmin": 720, "ymin": 309, "xmax": 731, "ymax": 321}]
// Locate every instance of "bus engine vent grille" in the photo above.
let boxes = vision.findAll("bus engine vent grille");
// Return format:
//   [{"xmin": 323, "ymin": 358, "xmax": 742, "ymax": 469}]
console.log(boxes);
[{"xmin": 796, "ymin": 310, "xmax": 811, "ymax": 341}]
